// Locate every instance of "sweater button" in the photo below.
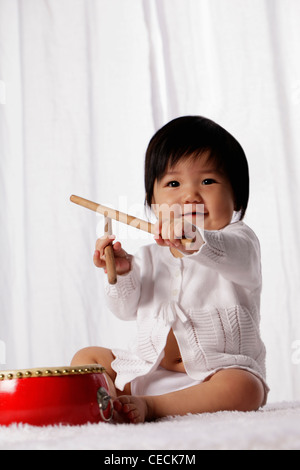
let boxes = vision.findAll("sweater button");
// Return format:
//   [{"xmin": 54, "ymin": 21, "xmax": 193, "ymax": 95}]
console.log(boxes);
[{"xmin": 172, "ymin": 289, "xmax": 179, "ymax": 297}]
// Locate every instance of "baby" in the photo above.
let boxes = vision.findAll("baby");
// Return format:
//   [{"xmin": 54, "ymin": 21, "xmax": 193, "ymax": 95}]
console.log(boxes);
[{"xmin": 71, "ymin": 116, "xmax": 269, "ymax": 423}]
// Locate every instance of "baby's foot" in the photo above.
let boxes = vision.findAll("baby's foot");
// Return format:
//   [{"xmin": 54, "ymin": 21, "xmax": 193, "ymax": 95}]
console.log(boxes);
[{"xmin": 113, "ymin": 395, "xmax": 150, "ymax": 424}]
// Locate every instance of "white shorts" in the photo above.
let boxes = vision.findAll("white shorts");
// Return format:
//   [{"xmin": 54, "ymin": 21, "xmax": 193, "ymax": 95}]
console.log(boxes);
[{"xmin": 130, "ymin": 366, "xmax": 202, "ymax": 397}]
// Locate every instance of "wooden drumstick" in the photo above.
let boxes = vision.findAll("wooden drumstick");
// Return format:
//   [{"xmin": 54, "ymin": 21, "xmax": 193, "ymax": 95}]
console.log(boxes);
[
  {"xmin": 104, "ymin": 217, "xmax": 117, "ymax": 285},
  {"xmin": 70, "ymin": 195, "xmax": 194, "ymax": 245},
  {"xmin": 70, "ymin": 195, "xmax": 154, "ymax": 234}
]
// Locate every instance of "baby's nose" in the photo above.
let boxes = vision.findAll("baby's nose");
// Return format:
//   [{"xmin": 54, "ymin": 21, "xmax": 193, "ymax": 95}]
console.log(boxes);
[{"xmin": 183, "ymin": 189, "xmax": 203, "ymax": 204}]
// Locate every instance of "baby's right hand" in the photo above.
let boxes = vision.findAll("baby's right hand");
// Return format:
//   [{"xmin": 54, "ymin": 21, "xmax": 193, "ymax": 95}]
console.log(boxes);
[{"xmin": 93, "ymin": 236, "xmax": 132, "ymax": 276}]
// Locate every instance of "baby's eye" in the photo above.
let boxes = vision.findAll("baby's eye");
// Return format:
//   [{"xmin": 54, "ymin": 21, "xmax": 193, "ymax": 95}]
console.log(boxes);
[
  {"xmin": 167, "ymin": 180, "xmax": 180, "ymax": 188},
  {"xmin": 202, "ymin": 178, "xmax": 216, "ymax": 185}
]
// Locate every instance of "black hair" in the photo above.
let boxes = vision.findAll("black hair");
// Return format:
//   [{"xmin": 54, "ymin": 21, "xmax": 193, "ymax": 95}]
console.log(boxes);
[{"xmin": 144, "ymin": 115, "xmax": 249, "ymax": 220}]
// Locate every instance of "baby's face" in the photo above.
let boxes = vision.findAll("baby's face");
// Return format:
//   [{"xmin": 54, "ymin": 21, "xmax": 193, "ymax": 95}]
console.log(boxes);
[{"xmin": 152, "ymin": 153, "xmax": 235, "ymax": 231}]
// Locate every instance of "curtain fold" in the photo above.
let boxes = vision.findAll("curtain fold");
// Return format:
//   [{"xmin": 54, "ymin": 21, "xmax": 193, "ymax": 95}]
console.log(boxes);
[{"xmin": 1, "ymin": 0, "xmax": 300, "ymax": 402}]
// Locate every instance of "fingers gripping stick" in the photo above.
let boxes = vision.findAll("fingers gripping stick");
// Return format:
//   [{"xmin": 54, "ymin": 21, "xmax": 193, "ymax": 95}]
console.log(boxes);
[{"xmin": 104, "ymin": 216, "xmax": 117, "ymax": 285}]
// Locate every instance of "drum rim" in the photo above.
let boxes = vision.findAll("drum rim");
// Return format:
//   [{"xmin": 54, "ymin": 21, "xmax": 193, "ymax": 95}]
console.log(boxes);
[{"xmin": 0, "ymin": 364, "xmax": 105, "ymax": 381}]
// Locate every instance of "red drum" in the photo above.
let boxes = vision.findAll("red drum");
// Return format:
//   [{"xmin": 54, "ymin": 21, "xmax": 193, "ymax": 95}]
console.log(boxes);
[{"xmin": 0, "ymin": 365, "xmax": 113, "ymax": 426}]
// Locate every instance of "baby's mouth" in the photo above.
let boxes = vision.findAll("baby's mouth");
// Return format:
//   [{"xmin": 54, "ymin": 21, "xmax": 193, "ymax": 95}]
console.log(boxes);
[
  {"xmin": 182, "ymin": 204, "xmax": 207, "ymax": 218},
  {"xmin": 183, "ymin": 211, "xmax": 208, "ymax": 217}
]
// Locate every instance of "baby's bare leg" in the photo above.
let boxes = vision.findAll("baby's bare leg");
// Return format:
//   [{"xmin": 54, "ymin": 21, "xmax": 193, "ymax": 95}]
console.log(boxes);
[
  {"xmin": 115, "ymin": 368, "xmax": 265, "ymax": 423},
  {"xmin": 71, "ymin": 346, "xmax": 131, "ymax": 398}
]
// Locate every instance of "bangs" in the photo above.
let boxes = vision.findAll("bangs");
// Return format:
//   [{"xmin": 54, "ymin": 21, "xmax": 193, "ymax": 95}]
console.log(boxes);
[{"xmin": 160, "ymin": 149, "xmax": 226, "ymax": 181}]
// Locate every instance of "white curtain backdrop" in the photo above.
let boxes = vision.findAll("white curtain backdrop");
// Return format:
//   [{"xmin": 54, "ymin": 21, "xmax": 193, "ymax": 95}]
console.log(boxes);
[{"xmin": 1, "ymin": 0, "xmax": 300, "ymax": 403}]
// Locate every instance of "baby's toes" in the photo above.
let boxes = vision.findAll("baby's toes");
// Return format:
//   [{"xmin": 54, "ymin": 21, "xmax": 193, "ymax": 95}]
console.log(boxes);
[
  {"xmin": 127, "ymin": 409, "xmax": 141, "ymax": 424},
  {"xmin": 117, "ymin": 395, "xmax": 131, "ymax": 406},
  {"xmin": 122, "ymin": 402, "xmax": 136, "ymax": 413},
  {"xmin": 123, "ymin": 403, "xmax": 139, "ymax": 420},
  {"xmin": 113, "ymin": 398, "xmax": 123, "ymax": 412},
  {"xmin": 112, "ymin": 396, "xmax": 134, "ymax": 423},
  {"xmin": 113, "ymin": 395, "xmax": 147, "ymax": 424}
]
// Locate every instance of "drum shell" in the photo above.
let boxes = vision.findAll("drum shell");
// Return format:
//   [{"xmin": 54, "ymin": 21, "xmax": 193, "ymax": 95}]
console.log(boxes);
[{"xmin": 0, "ymin": 368, "xmax": 112, "ymax": 426}]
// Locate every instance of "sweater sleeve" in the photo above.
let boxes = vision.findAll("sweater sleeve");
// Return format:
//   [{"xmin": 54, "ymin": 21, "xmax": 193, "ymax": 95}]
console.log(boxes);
[
  {"xmin": 185, "ymin": 222, "xmax": 262, "ymax": 290},
  {"xmin": 103, "ymin": 256, "xmax": 141, "ymax": 321}
]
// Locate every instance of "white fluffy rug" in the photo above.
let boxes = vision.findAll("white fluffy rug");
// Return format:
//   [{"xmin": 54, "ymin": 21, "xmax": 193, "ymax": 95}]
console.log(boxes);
[{"xmin": 1, "ymin": 402, "xmax": 300, "ymax": 450}]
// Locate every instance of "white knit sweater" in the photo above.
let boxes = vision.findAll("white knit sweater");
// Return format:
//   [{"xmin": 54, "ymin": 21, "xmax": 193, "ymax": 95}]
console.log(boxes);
[{"xmin": 104, "ymin": 221, "xmax": 268, "ymax": 393}]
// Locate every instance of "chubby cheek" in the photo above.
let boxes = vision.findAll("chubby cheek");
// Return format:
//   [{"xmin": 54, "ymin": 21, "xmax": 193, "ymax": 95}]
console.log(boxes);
[
  {"xmin": 206, "ymin": 199, "xmax": 235, "ymax": 230},
  {"xmin": 152, "ymin": 193, "xmax": 182, "ymax": 219}
]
